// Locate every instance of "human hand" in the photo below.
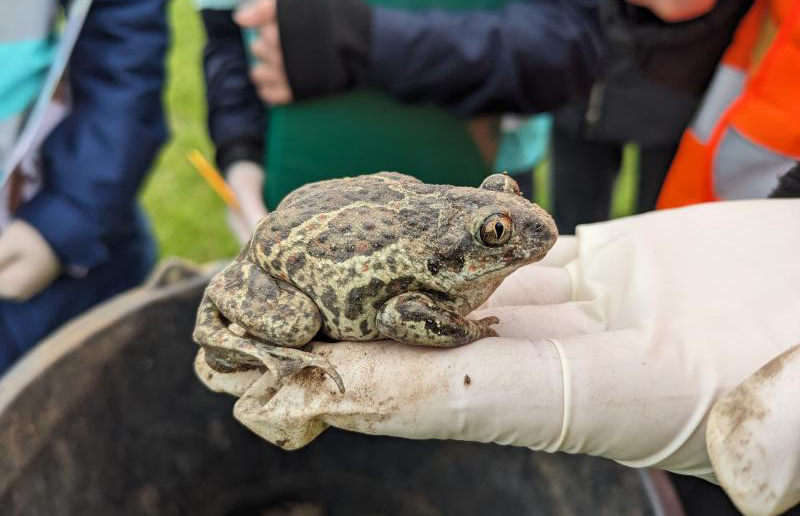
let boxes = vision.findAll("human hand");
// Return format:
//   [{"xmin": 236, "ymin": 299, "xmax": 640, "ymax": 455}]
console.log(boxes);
[
  {"xmin": 234, "ymin": 0, "xmax": 293, "ymax": 105},
  {"xmin": 225, "ymin": 160, "xmax": 269, "ymax": 244},
  {"xmin": 707, "ymin": 343, "xmax": 800, "ymax": 516},
  {"xmin": 196, "ymin": 199, "xmax": 800, "ymax": 513},
  {"xmin": 625, "ymin": 0, "xmax": 716, "ymax": 21},
  {"xmin": 0, "ymin": 219, "xmax": 60, "ymax": 301}
]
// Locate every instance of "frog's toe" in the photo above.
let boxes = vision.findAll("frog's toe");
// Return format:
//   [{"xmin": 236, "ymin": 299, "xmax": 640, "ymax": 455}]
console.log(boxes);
[
  {"xmin": 476, "ymin": 316, "xmax": 500, "ymax": 338},
  {"xmin": 261, "ymin": 345, "xmax": 346, "ymax": 394}
]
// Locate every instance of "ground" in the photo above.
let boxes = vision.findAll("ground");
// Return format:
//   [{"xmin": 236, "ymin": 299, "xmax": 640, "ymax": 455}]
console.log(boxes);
[{"xmin": 140, "ymin": 0, "xmax": 636, "ymax": 263}]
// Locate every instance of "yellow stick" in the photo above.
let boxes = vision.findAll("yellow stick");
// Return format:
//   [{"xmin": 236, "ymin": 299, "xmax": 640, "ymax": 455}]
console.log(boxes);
[{"xmin": 186, "ymin": 149, "xmax": 242, "ymax": 211}]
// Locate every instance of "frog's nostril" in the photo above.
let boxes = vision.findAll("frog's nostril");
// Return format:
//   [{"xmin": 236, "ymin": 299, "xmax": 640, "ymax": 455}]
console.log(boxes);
[{"xmin": 534, "ymin": 222, "xmax": 544, "ymax": 232}]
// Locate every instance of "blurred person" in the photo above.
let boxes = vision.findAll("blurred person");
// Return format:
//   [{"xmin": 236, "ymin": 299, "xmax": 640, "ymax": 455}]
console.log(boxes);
[
  {"xmin": 550, "ymin": 0, "xmax": 752, "ymax": 234},
  {"xmin": 657, "ymin": 0, "xmax": 800, "ymax": 208},
  {"xmin": 198, "ymin": 0, "xmax": 604, "ymax": 242},
  {"xmin": 0, "ymin": 0, "xmax": 168, "ymax": 372},
  {"xmin": 204, "ymin": 1, "xmax": 800, "ymax": 514}
]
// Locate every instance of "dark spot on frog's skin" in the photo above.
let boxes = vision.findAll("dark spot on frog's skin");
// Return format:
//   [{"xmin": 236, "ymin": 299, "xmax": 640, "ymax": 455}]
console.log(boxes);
[
  {"xmin": 319, "ymin": 286, "xmax": 340, "ymax": 318},
  {"xmin": 345, "ymin": 277, "xmax": 386, "ymax": 320},
  {"xmin": 359, "ymin": 319, "xmax": 370, "ymax": 336},
  {"xmin": 426, "ymin": 290, "xmax": 454, "ymax": 303},
  {"xmin": 427, "ymin": 260, "xmax": 440, "ymax": 275},
  {"xmin": 271, "ymin": 259, "xmax": 282, "ymax": 271},
  {"xmin": 387, "ymin": 276, "xmax": 415, "ymax": 295},
  {"xmin": 433, "ymin": 233, "xmax": 471, "ymax": 273},
  {"xmin": 286, "ymin": 253, "xmax": 306, "ymax": 275},
  {"xmin": 399, "ymin": 205, "xmax": 439, "ymax": 234},
  {"xmin": 423, "ymin": 318, "xmax": 468, "ymax": 342},
  {"xmin": 394, "ymin": 294, "xmax": 470, "ymax": 344},
  {"xmin": 502, "ymin": 248, "xmax": 518, "ymax": 262}
]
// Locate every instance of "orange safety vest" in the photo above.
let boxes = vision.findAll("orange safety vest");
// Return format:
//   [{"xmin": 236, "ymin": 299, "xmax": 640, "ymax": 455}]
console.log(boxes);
[{"xmin": 657, "ymin": 0, "xmax": 800, "ymax": 209}]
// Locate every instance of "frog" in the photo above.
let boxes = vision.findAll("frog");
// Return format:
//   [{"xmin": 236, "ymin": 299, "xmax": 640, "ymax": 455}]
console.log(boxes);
[{"xmin": 193, "ymin": 172, "xmax": 557, "ymax": 394}]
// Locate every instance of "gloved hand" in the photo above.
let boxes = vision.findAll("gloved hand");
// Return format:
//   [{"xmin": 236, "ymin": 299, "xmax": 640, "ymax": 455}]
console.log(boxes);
[
  {"xmin": 225, "ymin": 160, "xmax": 269, "ymax": 244},
  {"xmin": 707, "ymin": 343, "xmax": 800, "ymax": 516},
  {"xmin": 196, "ymin": 199, "xmax": 800, "ymax": 515},
  {"xmin": 0, "ymin": 219, "xmax": 60, "ymax": 301}
]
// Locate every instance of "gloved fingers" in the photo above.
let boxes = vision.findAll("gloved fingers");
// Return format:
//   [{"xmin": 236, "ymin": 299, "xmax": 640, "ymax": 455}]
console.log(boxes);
[
  {"xmin": 230, "ymin": 337, "xmax": 565, "ymax": 451},
  {"xmin": 0, "ymin": 221, "xmax": 60, "ymax": 301},
  {"xmin": 548, "ymin": 328, "xmax": 738, "ymax": 478},
  {"xmin": 194, "ymin": 348, "xmax": 264, "ymax": 398},
  {"xmin": 537, "ymin": 235, "xmax": 577, "ymax": 267},
  {"xmin": 0, "ymin": 256, "xmax": 59, "ymax": 301},
  {"xmin": 226, "ymin": 208, "xmax": 255, "ymax": 245},
  {"xmin": 471, "ymin": 301, "xmax": 603, "ymax": 341},
  {"xmin": 0, "ymin": 247, "xmax": 16, "ymax": 269},
  {"xmin": 707, "ymin": 343, "xmax": 800, "ymax": 516},
  {"xmin": 0, "ymin": 223, "xmax": 21, "ymax": 267},
  {"xmin": 480, "ymin": 262, "xmax": 573, "ymax": 308},
  {"xmin": 225, "ymin": 160, "xmax": 269, "ymax": 230}
]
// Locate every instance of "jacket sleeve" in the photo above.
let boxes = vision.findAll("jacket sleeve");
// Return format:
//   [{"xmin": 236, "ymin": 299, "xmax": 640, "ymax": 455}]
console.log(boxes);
[
  {"xmin": 366, "ymin": 0, "xmax": 605, "ymax": 116},
  {"xmin": 17, "ymin": 0, "xmax": 169, "ymax": 275},
  {"xmin": 201, "ymin": 9, "xmax": 266, "ymax": 172}
]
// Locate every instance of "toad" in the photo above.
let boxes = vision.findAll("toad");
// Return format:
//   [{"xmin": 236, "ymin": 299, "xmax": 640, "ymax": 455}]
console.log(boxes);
[{"xmin": 193, "ymin": 172, "xmax": 557, "ymax": 393}]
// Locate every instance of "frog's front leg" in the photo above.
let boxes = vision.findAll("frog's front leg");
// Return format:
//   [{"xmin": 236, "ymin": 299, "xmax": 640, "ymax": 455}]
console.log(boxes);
[
  {"xmin": 194, "ymin": 260, "xmax": 345, "ymax": 392},
  {"xmin": 376, "ymin": 292, "xmax": 499, "ymax": 347}
]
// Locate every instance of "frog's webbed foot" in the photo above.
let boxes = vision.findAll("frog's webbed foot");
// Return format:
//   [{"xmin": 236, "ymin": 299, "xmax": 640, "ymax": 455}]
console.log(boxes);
[
  {"xmin": 194, "ymin": 260, "xmax": 345, "ymax": 392},
  {"xmin": 194, "ymin": 301, "xmax": 345, "ymax": 393},
  {"xmin": 225, "ymin": 322, "xmax": 345, "ymax": 393},
  {"xmin": 376, "ymin": 292, "xmax": 499, "ymax": 347}
]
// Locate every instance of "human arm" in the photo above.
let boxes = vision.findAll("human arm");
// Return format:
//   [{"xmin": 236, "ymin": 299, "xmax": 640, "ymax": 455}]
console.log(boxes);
[
  {"xmin": 15, "ymin": 0, "xmax": 168, "ymax": 277},
  {"xmin": 201, "ymin": 8, "xmax": 269, "ymax": 243},
  {"xmin": 236, "ymin": 0, "xmax": 605, "ymax": 116},
  {"xmin": 197, "ymin": 199, "xmax": 800, "ymax": 515}
]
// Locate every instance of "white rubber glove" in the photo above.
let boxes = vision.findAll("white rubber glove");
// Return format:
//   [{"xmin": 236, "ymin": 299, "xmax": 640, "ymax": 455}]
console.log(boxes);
[
  {"xmin": 225, "ymin": 160, "xmax": 269, "ymax": 244},
  {"xmin": 196, "ymin": 199, "xmax": 800, "ymax": 514},
  {"xmin": 707, "ymin": 343, "xmax": 800, "ymax": 516},
  {"xmin": 0, "ymin": 219, "xmax": 60, "ymax": 301}
]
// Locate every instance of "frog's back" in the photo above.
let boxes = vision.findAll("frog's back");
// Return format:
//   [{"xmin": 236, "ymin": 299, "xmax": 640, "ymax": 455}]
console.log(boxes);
[
  {"xmin": 276, "ymin": 172, "xmax": 426, "ymax": 213},
  {"xmin": 255, "ymin": 173, "xmax": 447, "ymax": 341}
]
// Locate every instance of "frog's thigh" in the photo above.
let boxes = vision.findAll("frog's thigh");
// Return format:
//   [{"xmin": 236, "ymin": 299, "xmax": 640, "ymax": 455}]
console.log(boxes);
[
  {"xmin": 207, "ymin": 261, "xmax": 321, "ymax": 348},
  {"xmin": 376, "ymin": 292, "xmax": 499, "ymax": 347}
]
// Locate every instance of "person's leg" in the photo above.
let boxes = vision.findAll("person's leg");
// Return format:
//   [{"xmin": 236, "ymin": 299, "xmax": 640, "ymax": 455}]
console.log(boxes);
[
  {"xmin": 551, "ymin": 126, "xmax": 622, "ymax": 234},
  {"xmin": 637, "ymin": 141, "xmax": 680, "ymax": 213}
]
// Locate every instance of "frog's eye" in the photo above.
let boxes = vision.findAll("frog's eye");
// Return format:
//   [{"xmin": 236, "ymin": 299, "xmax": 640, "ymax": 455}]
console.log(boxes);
[{"xmin": 479, "ymin": 213, "xmax": 513, "ymax": 247}]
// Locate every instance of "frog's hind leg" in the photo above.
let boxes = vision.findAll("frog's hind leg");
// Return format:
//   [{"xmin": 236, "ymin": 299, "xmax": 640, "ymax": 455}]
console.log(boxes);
[
  {"xmin": 195, "ymin": 261, "xmax": 345, "ymax": 392},
  {"xmin": 207, "ymin": 260, "xmax": 322, "ymax": 347},
  {"xmin": 376, "ymin": 292, "xmax": 499, "ymax": 348}
]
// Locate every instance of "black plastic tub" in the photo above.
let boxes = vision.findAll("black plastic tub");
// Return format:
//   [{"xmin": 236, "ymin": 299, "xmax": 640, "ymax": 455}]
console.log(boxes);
[{"xmin": 0, "ymin": 261, "xmax": 660, "ymax": 516}]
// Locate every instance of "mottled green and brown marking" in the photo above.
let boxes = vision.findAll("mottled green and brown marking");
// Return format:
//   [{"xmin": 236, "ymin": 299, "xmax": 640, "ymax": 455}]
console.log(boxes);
[{"xmin": 193, "ymin": 172, "xmax": 557, "ymax": 393}]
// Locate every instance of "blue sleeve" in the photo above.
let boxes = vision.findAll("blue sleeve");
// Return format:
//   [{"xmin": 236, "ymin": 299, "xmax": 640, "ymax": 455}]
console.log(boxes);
[
  {"xmin": 17, "ymin": 0, "xmax": 168, "ymax": 274},
  {"xmin": 367, "ymin": 0, "xmax": 605, "ymax": 116},
  {"xmin": 201, "ymin": 9, "xmax": 266, "ymax": 171}
]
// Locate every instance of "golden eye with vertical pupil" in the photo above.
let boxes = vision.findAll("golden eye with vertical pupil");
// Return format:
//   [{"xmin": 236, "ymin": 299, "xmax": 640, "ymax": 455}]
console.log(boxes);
[{"xmin": 479, "ymin": 214, "xmax": 513, "ymax": 247}]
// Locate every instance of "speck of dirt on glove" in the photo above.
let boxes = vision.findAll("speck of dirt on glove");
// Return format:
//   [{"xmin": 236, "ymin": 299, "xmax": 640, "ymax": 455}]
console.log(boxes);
[{"xmin": 463, "ymin": 374, "xmax": 471, "ymax": 386}]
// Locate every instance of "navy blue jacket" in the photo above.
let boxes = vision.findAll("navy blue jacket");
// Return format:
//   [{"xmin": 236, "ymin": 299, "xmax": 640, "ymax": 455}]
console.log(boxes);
[
  {"xmin": 202, "ymin": 0, "xmax": 604, "ymax": 170},
  {"xmin": 0, "ymin": 0, "xmax": 168, "ymax": 368},
  {"xmin": 17, "ymin": 0, "xmax": 168, "ymax": 277}
]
